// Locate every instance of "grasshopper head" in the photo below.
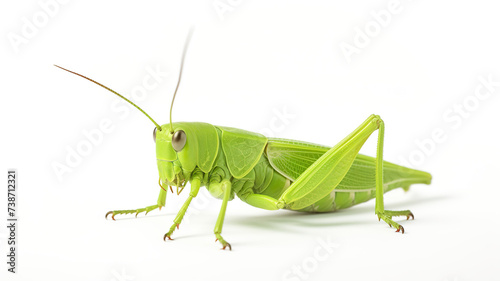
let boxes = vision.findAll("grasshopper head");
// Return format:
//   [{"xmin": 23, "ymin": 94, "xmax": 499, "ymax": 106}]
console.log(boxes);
[
  {"xmin": 155, "ymin": 122, "xmax": 219, "ymax": 194},
  {"xmin": 155, "ymin": 123, "xmax": 192, "ymax": 191}
]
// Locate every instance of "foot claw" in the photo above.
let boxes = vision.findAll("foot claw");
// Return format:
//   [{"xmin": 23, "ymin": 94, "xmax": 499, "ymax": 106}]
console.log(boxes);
[
  {"xmin": 396, "ymin": 225, "xmax": 405, "ymax": 234},
  {"xmin": 164, "ymin": 234, "xmax": 173, "ymax": 241},
  {"xmin": 176, "ymin": 224, "xmax": 179, "ymax": 230},
  {"xmin": 377, "ymin": 210, "xmax": 412, "ymax": 234},
  {"xmin": 105, "ymin": 211, "xmax": 116, "ymax": 220},
  {"xmin": 221, "ymin": 243, "xmax": 232, "ymax": 251}
]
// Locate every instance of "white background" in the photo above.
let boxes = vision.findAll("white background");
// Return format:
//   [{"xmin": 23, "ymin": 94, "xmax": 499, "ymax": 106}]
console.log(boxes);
[{"xmin": 1, "ymin": 1, "xmax": 499, "ymax": 281}]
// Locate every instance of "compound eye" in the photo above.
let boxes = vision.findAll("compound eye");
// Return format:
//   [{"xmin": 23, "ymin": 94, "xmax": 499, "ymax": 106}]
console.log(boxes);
[
  {"xmin": 172, "ymin": 130, "xmax": 186, "ymax": 152},
  {"xmin": 153, "ymin": 127, "xmax": 157, "ymax": 142}
]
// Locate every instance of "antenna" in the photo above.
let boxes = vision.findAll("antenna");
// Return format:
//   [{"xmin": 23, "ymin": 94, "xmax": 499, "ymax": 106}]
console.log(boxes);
[
  {"xmin": 54, "ymin": 64, "xmax": 162, "ymax": 130},
  {"xmin": 169, "ymin": 27, "xmax": 194, "ymax": 133}
]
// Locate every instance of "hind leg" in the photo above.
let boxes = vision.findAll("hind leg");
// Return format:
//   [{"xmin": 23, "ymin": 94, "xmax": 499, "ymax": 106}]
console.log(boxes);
[
  {"xmin": 373, "ymin": 121, "xmax": 413, "ymax": 233},
  {"xmin": 276, "ymin": 115, "xmax": 414, "ymax": 233},
  {"xmin": 375, "ymin": 120, "xmax": 414, "ymax": 233}
]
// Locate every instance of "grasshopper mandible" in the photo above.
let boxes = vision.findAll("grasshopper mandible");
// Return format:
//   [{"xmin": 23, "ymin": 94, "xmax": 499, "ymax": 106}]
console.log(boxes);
[{"xmin": 55, "ymin": 30, "xmax": 432, "ymax": 250}]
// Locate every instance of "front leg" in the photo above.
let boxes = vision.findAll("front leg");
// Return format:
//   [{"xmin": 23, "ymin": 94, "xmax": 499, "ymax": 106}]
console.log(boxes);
[
  {"xmin": 163, "ymin": 177, "xmax": 201, "ymax": 241},
  {"xmin": 213, "ymin": 179, "xmax": 232, "ymax": 250},
  {"xmin": 105, "ymin": 181, "xmax": 167, "ymax": 220}
]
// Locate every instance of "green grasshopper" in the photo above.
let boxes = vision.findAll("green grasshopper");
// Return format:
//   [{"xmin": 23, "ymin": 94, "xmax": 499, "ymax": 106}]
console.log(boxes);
[{"xmin": 55, "ymin": 31, "xmax": 431, "ymax": 250}]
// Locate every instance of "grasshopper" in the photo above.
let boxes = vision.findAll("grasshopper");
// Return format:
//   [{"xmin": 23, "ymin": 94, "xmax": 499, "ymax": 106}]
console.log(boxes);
[{"xmin": 55, "ymin": 31, "xmax": 431, "ymax": 250}]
